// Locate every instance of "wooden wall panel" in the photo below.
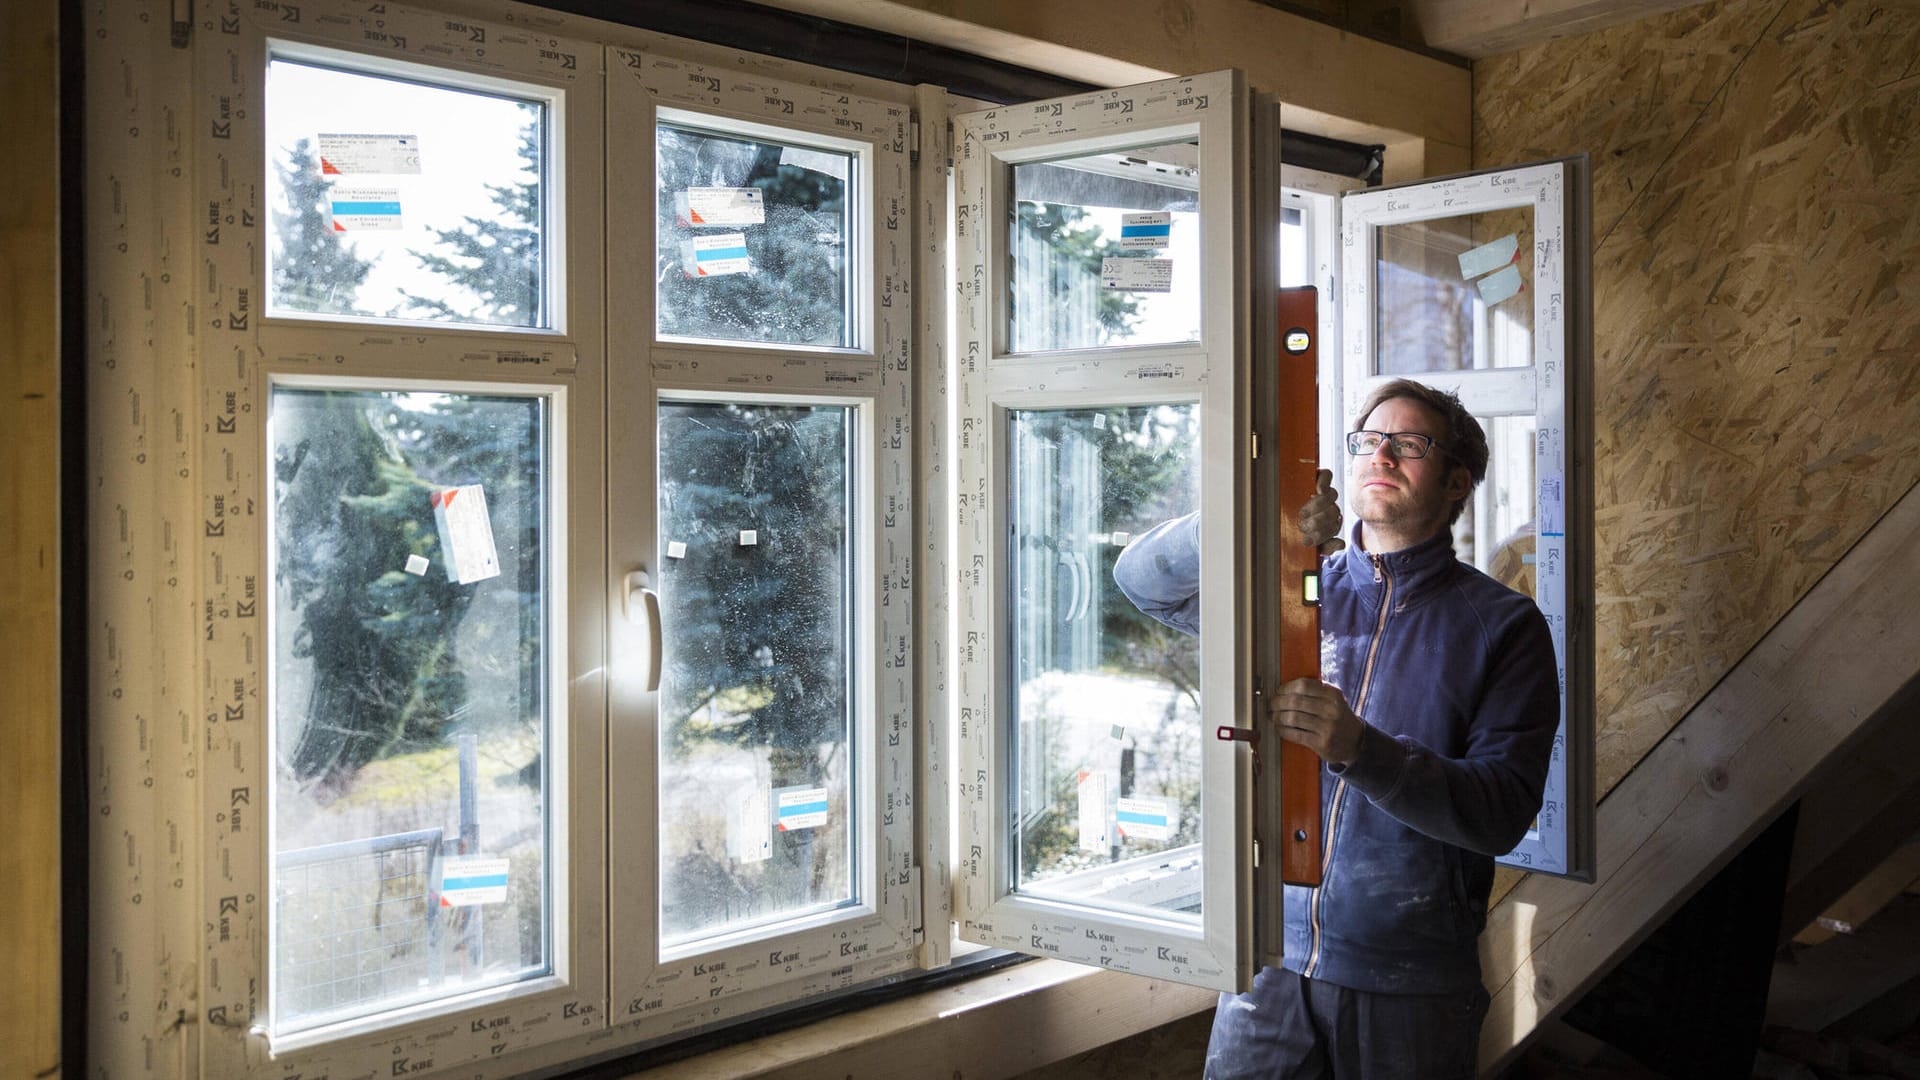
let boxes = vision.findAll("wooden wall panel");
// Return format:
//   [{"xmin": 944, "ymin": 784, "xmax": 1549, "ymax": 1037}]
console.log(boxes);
[
  {"xmin": 1474, "ymin": 0, "xmax": 1920, "ymax": 802},
  {"xmin": 0, "ymin": 1, "xmax": 64, "ymax": 1078}
]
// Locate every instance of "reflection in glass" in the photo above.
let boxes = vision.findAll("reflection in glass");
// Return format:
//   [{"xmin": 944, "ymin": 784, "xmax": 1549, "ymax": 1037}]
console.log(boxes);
[
  {"xmin": 268, "ymin": 388, "xmax": 550, "ymax": 1034},
  {"xmin": 1010, "ymin": 405, "xmax": 1202, "ymax": 921},
  {"xmin": 266, "ymin": 60, "xmax": 548, "ymax": 328},
  {"xmin": 1462, "ymin": 414, "xmax": 1539, "ymax": 590},
  {"xmin": 656, "ymin": 401, "xmax": 855, "ymax": 946},
  {"xmin": 655, "ymin": 125, "xmax": 854, "ymax": 348},
  {"xmin": 1010, "ymin": 142, "xmax": 1201, "ymax": 353},
  {"xmin": 1375, "ymin": 209, "xmax": 1534, "ymax": 374}
]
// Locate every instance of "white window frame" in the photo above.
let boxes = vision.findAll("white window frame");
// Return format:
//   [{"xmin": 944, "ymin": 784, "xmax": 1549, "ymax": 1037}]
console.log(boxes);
[
  {"xmin": 1338, "ymin": 159, "xmax": 1596, "ymax": 880},
  {"xmin": 196, "ymin": 3, "xmax": 609, "ymax": 1076},
  {"xmin": 951, "ymin": 71, "xmax": 1258, "ymax": 991},
  {"xmin": 603, "ymin": 46, "xmax": 924, "ymax": 1034}
]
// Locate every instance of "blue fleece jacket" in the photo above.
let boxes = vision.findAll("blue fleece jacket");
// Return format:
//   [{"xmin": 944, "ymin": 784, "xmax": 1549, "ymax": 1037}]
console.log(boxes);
[{"xmin": 1112, "ymin": 513, "xmax": 1560, "ymax": 994}]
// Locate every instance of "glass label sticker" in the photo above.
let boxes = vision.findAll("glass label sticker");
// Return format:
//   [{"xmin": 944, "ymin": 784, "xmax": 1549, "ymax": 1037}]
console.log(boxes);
[
  {"xmin": 727, "ymin": 787, "xmax": 773, "ymax": 863},
  {"xmin": 404, "ymin": 553, "xmax": 429, "ymax": 576},
  {"xmin": 1457, "ymin": 233, "xmax": 1520, "ymax": 280},
  {"xmin": 677, "ymin": 187, "xmax": 766, "ymax": 227},
  {"xmin": 1119, "ymin": 211, "xmax": 1173, "ymax": 250},
  {"xmin": 1077, "ymin": 770, "xmax": 1110, "ymax": 853},
  {"xmin": 682, "ymin": 233, "xmax": 752, "ymax": 277},
  {"xmin": 775, "ymin": 786, "xmax": 832, "ymax": 832},
  {"xmin": 1476, "ymin": 264, "xmax": 1525, "ymax": 307},
  {"xmin": 1117, "ymin": 796, "xmax": 1175, "ymax": 841},
  {"xmin": 438, "ymin": 856, "xmax": 510, "ymax": 907},
  {"xmin": 779, "ymin": 146, "xmax": 850, "ymax": 182},
  {"xmin": 327, "ymin": 187, "xmax": 403, "ymax": 231},
  {"xmin": 315, "ymin": 132, "xmax": 423, "ymax": 175},
  {"xmin": 1100, "ymin": 257, "xmax": 1174, "ymax": 293},
  {"xmin": 430, "ymin": 484, "xmax": 502, "ymax": 585}
]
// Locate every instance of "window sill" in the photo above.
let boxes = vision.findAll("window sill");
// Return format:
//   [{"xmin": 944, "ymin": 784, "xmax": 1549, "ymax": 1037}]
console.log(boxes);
[{"xmin": 618, "ymin": 960, "xmax": 1218, "ymax": 1079}]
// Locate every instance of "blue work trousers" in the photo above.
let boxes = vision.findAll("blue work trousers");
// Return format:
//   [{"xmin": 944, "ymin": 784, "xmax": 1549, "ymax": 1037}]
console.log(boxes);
[{"xmin": 1203, "ymin": 966, "xmax": 1490, "ymax": 1080}]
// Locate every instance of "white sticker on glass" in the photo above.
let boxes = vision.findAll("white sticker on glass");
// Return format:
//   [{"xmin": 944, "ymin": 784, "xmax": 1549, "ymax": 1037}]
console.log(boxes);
[
  {"xmin": 727, "ymin": 787, "xmax": 772, "ymax": 863},
  {"xmin": 1476, "ymin": 264, "xmax": 1525, "ymax": 307},
  {"xmin": 316, "ymin": 133, "xmax": 423, "ymax": 175},
  {"xmin": 439, "ymin": 856, "xmax": 510, "ymax": 907},
  {"xmin": 404, "ymin": 553, "xmax": 430, "ymax": 576},
  {"xmin": 682, "ymin": 233, "xmax": 752, "ymax": 277},
  {"xmin": 430, "ymin": 484, "xmax": 502, "ymax": 585},
  {"xmin": 328, "ymin": 187, "xmax": 403, "ymax": 231},
  {"xmin": 1077, "ymin": 770, "xmax": 1110, "ymax": 853},
  {"xmin": 778, "ymin": 146, "xmax": 850, "ymax": 183},
  {"xmin": 1457, "ymin": 233, "xmax": 1521, "ymax": 280},
  {"xmin": 738, "ymin": 529, "xmax": 758, "ymax": 546},
  {"xmin": 666, "ymin": 540, "xmax": 688, "ymax": 559},
  {"xmin": 774, "ymin": 786, "xmax": 831, "ymax": 832},
  {"xmin": 1119, "ymin": 211, "xmax": 1173, "ymax": 251},
  {"xmin": 1117, "ymin": 796, "xmax": 1175, "ymax": 841},
  {"xmin": 1101, "ymin": 257, "xmax": 1173, "ymax": 293},
  {"xmin": 676, "ymin": 187, "xmax": 766, "ymax": 227}
]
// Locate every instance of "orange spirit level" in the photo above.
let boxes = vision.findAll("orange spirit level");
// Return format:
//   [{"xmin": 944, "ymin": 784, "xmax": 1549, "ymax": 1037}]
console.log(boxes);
[{"xmin": 1275, "ymin": 285, "xmax": 1325, "ymax": 887}]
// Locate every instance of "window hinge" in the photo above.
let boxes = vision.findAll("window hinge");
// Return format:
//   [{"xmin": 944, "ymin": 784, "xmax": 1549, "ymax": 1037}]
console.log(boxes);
[
  {"xmin": 171, "ymin": 0, "xmax": 193, "ymax": 48},
  {"xmin": 909, "ymin": 120, "xmax": 921, "ymax": 165},
  {"xmin": 1253, "ymin": 838, "xmax": 1261, "ymax": 869},
  {"xmin": 946, "ymin": 119, "xmax": 955, "ymax": 169},
  {"xmin": 1250, "ymin": 431, "xmax": 1260, "ymax": 460}
]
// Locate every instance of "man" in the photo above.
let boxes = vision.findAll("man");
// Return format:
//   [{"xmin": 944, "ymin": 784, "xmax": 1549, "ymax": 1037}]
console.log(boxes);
[{"xmin": 1112, "ymin": 379, "xmax": 1560, "ymax": 1079}]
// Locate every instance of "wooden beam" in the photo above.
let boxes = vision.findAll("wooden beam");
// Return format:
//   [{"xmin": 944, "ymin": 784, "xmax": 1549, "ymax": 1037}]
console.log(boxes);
[
  {"xmin": 1476, "ymin": 477, "xmax": 1920, "ymax": 1075},
  {"xmin": 1791, "ymin": 838, "xmax": 1920, "ymax": 947},
  {"xmin": 1767, "ymin": 894, "xmax": 1920, "ymax": 1033},
  {"xmin": 0, "ymin": 1, "xmax": 63, "ymax": 1079},
  {"xmin": 1415, "ymin": 0, "xmax": 1716, "ymax": 59},
  {"xmin": 758, "ymin": 0, "xmax": 1471, "ymax": 153}
]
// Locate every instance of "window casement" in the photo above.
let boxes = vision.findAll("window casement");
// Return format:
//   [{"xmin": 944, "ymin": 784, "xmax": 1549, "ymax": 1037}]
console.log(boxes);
[
  {"xmin": 197, "ymin": 7, "xmax": 608, "ymax": 1076},
  {"xmin": 602, "ymin": 47, "xmax": 923, "ymax": 1030}
]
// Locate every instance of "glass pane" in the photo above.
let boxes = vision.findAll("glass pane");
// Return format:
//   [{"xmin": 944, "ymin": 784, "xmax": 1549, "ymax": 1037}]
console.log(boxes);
[
  {"xmin": 655, "ymin": 124, "xmax": 854, "ymax": 348},
  {"xmin": 1458, "ymin": 414, "xmax": 1539, "ymax": 589},
  {"xmin": 1010, "ymin": 142, "xmax": 1201, "ymax": 353},
  {"xmin": 1009, "ymin": 404, "xmax": 1202, "ymax": 921},
  {"xmin": 656, "ymin": 401, "xmax": 855, "ymax": 947},
  {"xmin": 1280, "ymin": 205, "xmax": 1308, "ymax": 288},
  {"xmin": 1375, "ymin": 207, "xmax": 1534, "ymax": 374},
  {"xmin": 265, "ymin": 60, "xmax": 549, "ymax": 328},
  {"xmin": 268, "ymin": 388, "xmax": 550, "ymax": 1035}
]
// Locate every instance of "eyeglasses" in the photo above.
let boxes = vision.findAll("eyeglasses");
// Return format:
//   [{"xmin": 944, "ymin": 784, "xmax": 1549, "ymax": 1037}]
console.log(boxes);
[{"xmin": 1345, "ymin": 430, "xmax": 1444, "ymax": 460}]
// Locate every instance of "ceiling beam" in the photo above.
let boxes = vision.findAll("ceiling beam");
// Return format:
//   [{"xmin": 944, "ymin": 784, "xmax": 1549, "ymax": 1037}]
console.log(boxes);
[{"xmin": 1412, "ymin": 0, "xmax": 1717, "ymax": 59}]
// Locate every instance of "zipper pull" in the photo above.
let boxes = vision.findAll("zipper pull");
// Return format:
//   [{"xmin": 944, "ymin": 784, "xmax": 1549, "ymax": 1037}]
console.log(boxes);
[{"xmin": 1371, "ymin": 553, "xmax": 1383, "ymax": 583}]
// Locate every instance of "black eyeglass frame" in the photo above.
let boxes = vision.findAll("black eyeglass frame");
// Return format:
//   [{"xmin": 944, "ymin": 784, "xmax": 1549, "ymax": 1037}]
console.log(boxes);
[{"xmin": 1344, "ymin": 430, "xmax": 1448, "ymax": 460}]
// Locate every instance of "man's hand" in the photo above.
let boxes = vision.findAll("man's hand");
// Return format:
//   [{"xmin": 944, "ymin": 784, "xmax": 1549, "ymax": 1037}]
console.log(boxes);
[
  {"xmin": 1300, "ymin": 468, "xmax": 1345, "ymax": 554},
  {"xmin": 1269, "ymin": 677, "xmax": 1365, "ymax": 765}
]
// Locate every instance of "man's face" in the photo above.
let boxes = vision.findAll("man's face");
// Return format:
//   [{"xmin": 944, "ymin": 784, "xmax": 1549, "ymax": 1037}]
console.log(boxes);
[{"xmin": 1350, "ymin": 396, "xmax": 1469, "ymax": 549}]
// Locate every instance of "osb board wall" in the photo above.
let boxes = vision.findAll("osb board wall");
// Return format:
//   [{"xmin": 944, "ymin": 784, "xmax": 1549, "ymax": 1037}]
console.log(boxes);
[{"xmin": 1475, "ymin": 0, "xmax": 1920, "ymax": 808}]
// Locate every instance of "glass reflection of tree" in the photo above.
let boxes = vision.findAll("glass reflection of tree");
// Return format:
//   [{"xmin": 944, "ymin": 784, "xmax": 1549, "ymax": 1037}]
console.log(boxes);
[{"xmin": 657, "ymin": 403, "xmax": 851, "ymax": 938}]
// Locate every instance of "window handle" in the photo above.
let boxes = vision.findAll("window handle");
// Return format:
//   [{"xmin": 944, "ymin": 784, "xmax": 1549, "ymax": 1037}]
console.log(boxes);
[{"xmin": 624, "ymin": 569, "xmax": 663, "ymax": 692}]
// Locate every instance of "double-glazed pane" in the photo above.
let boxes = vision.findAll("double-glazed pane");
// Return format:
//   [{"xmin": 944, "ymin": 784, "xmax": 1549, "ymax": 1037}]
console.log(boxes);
[
  {"xmin": 268, "ymin": 387, "xmax": 550, "ymax": 1034},
  {"xmin": 656, "ymin": 401, "xmax": 855, "ymax": 947},
  {"xmin": 1009, "ymin": 404, "xmax": 1202, "ymax": 920},
  {"xmin": 655, "ymin": 124, "xmax": 854, "ymax": 348},
  {"xmin": 1463, "ymin": 414, "xmax": 1540, "ymax": 591},
  {"xmin": 265, "ymin": 59, "xmax": 550, "ymax": 328},
  {"xmin": 1374, "ymin": 207, "xmax": 1534, "ymax": 374},
  {"xmin": 1010, "ymin": 142, "xmax": 1201, "ymax": 353}
]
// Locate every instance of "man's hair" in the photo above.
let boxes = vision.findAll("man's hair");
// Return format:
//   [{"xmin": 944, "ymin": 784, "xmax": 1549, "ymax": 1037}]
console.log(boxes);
[{"xmin": 1353, "ymin": 379, "xmax": 1489, "ymax": 526}]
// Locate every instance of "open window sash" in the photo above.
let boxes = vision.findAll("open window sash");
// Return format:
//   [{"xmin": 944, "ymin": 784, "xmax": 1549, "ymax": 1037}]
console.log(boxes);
[
  {"xmin": 952, "ymin": 70, "xmax": 1261, "ymax": 991},
  {"xmin": 1339, "ymin": 159, "xmax": 1596, "ymax": 880}
]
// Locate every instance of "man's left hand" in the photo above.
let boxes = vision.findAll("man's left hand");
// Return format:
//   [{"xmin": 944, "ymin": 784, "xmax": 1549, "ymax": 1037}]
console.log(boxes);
[{"xmin": 1270, "ymin": 677, "xmax": 1365, "ymax": 765}]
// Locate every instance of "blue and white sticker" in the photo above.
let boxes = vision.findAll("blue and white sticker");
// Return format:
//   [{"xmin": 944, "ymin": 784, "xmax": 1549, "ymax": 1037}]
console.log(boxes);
[
  {"xmin": 1119, "ymin": 211, "xmax": 1173, "ymax": 250},
  {"xmin": 329, "ymin": 187, "xmax": 403, "ymax": 231},
  {"xmin": 775, "ymin": 786, "xmax": 831, "ymax": 831},
  {"xmin": 1117, "ymin": 796, "xmax": 1175, "ymax": 841},
  {"xmin": 439, "ymin": 856, "xmax": 509, "ymax": 907},
  {"xmin": 683, "ymin": 233, "xmax": 751, "ymax": 277}
]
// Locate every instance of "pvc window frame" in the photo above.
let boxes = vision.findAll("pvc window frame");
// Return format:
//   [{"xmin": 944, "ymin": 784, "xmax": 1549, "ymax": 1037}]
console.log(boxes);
[{"xmin": 195, "ymin": 4, "xmax": 610, "ymax": 1076}]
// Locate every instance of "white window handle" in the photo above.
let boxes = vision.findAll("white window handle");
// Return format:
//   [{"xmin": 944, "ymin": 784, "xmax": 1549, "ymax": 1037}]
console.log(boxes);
[{"xmin": 624, "ymin": 569, "xmax": 663, "ymax": 692}]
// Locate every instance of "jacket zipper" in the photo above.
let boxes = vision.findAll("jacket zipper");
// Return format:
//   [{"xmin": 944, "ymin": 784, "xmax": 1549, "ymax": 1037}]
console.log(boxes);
[{"xmin": 1304, "ymin": 552, "xmax": 1393, "ymax": 977}]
